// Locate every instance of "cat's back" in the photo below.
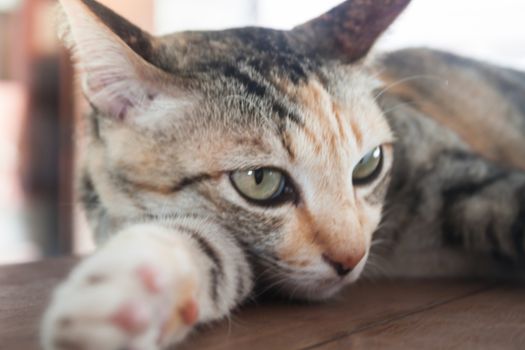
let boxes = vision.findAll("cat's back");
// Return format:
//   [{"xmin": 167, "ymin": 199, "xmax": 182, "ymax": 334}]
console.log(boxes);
[{"xmin": 377, "ymin": 48, "xmax": 525, "ymax": 171}]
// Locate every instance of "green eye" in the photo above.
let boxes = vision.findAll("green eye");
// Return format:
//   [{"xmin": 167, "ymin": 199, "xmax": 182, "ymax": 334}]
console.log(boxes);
[
  {"xmin": 230, "ymin": 168, "xmax": 292, "ymax": 205},
  {"xmin": 352, "ymin": 146, "xmax": 383, "ymax": 185}
]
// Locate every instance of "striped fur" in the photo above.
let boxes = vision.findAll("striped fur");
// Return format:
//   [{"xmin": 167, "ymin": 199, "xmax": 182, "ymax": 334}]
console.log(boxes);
[
  {"xmin": 43, "ymin": 1, "xmax": 525, "ymax": 349},
  {"xmin": 367, "ymin": 49, "xmax": 525, "ymax": 278}
]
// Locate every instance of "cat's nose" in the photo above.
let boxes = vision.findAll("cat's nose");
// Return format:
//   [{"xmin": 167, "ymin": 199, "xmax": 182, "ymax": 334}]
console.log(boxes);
[{"xmin": 322, "ymin": 252, "xmax": 365, "ymax": 277}]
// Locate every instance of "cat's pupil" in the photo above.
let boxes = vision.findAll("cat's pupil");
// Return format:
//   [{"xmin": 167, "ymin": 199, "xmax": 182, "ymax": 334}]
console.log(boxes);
[{"xmin": 254, "ymin": 169, "xmax": 264, "ymax": 185}]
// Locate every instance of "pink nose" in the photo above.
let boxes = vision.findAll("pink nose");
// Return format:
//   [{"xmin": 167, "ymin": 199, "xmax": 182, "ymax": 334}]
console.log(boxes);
[{"xmin": 322, "ymin": 251, "xmax": 365, "ymax": 277}]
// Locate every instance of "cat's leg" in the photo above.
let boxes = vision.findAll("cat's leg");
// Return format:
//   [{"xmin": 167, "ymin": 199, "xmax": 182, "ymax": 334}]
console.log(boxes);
[
  {"xmin": 42, "ymin": 222, "xmax": 252, "ymax": 350},
  {"xmin": 373, "ymin": 94, "xmax": 525, "ymax": 277},
  {"xmin": 431, "ymin": 157, "xmax": 525, "ymax": 267},
  {"xmin": 394, "ymin": 149, "xmax": 525, "ymax": 266}
]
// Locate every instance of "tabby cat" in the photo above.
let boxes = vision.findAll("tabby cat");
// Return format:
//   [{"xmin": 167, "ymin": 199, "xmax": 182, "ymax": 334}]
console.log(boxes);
[{"xmin": 42, "ymin": 0, "xmax": 525, "ymax": 349}]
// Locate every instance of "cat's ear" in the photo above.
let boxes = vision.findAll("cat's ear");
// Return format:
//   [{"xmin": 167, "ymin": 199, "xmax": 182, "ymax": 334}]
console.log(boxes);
[
  {"xmin": 292, "ymin": 0, "xmax": 411, "ymax": 63},
  {"xmin": 58, "ymin": 0, "xmax": 176, "ymax": 121}
]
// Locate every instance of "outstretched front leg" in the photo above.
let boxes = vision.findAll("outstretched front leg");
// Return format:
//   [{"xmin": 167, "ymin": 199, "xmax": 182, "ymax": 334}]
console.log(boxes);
[{"xmin": 42, "ymin": 222, "xmax": 252, "ymax": 350}]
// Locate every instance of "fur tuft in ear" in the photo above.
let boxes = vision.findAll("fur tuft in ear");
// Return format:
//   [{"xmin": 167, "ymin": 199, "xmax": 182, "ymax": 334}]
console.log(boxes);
[
  {"xmin": 58, "ymin": 0, "xmax": 179, "ymax": 122},
  {"xmin": 293, "ymin": 0, "xmax": 411, "ymax": 63}
]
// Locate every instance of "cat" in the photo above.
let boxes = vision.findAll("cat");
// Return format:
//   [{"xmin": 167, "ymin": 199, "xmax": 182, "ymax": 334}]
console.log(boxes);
[{"xmin": 42, "ymin": 0, "xmax": 525, "ymax": 349}]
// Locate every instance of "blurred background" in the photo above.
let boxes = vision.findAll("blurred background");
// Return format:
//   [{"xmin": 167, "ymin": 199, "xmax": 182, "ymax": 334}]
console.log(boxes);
[{"xmin": 1, "ymin": 0, "xmax": 524, "ymax": 264}]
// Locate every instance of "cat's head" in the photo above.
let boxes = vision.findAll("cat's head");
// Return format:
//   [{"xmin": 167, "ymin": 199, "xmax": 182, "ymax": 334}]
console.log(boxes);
[{"xmin": 60, "ymin": 0, "xmax": 409, "ymax": 300}]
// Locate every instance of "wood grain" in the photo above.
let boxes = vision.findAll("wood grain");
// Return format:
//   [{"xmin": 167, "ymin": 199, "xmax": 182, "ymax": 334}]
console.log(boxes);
[
  {"xmin": 316, "ymin": 284, "xmax": 525, "ymax": 350},
  {"xmin": 0, "ymin": 258, "xmax": 76, "ymax": 350},
  {"xmin": 179, "ymin": 282, "xmax": 494, "ymax": 350},
  {"xmin": 0, "ymin": 258, "xmax": 523, "ymax": 350}
]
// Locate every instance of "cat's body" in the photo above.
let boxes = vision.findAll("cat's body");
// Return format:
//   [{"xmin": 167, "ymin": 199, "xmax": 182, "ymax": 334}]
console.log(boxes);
[
  {"xmin": 372, "ymin": 48, "xmax": 525, "ymax": 279},
  {"xmin": 42, "ymin": 1, "xmax": 525, "ymax": 349}
]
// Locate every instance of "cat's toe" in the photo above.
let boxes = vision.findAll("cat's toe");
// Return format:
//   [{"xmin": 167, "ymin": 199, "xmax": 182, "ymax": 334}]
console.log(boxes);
[
  {"xmin": 110, "ymin": 302, "xmax": 151, "ymax": 335},
  {"xmin": 42, "ymin": 258, "xmax": 198, "ymax": 350}
]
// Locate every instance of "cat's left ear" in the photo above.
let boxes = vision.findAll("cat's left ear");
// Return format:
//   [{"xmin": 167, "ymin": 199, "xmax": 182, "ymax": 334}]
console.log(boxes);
[
  {"xmin": 58, "ymin": 0, "xmax": 184, "ymax": 123},
  {"xmin": 292, "ymin": 0, "xmax": 411, "ymax": 63}
]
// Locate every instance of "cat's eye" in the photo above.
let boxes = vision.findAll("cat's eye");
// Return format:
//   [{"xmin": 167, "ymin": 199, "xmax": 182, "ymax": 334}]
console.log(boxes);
[
  {"xmin": 230, "ymin": 168, "xmax": 294, "ymax": 205},
  {"xmin": 352, "ymin": 146, "xmax": 383, "ymax": 185}
]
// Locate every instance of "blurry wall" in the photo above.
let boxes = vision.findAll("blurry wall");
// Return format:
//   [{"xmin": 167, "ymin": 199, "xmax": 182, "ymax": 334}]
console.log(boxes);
[
  {"xmin": 156, "ymin": 0, "xmax": 525, "ymax": 70},
  {"xmin": 0, "ymin": 0, "xmax": 66, "ymax": 264}
]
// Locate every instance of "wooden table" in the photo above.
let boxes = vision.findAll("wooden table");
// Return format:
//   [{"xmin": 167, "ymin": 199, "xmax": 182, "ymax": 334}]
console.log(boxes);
[{"xmin": 1, "ymin": 258, "xmax": 524, "ymax": 350}]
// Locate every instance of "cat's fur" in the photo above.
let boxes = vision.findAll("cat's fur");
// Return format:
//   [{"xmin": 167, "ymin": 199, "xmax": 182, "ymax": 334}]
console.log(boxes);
[{"xmin": 42, "ymin": 1, "xmax": 525, "ymax": 349}]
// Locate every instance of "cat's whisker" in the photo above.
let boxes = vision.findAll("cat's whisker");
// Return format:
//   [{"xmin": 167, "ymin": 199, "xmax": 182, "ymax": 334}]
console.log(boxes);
[
  {"xmin": 287, "ymin": 279, "xmax": 310, "ymax": 302},
  {"xmin": 373, "ymin": 74, "xmax": 448, "ymax": 102},
  {"xmin": 363, "ymin": 251, "xmax": 390, "ymax": 278},
  {"xmin": 255, "ymin": 274, "xmax": 291, "ymax": 297},
  {"xmin": 379, "ymin": 100, "xmax": 418, "ymax": 115},
  {"xmin": 371, "ymin": 237, "xmax": 387, "ymax": 246},
  {"xmin": 225, "ymin": 312, "xmax": 233, "ymax": 337},
  {"xmin": 360, "ymin": 63, "xmax": 387, "ymax": 87},
  {"xmin": 255, "ymin": 254, "xmax": 297, "ymax": 274}
]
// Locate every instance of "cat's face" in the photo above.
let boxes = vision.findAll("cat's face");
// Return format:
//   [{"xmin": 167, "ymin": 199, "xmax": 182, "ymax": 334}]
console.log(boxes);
[{"xmin": 61, "ymin": 0, "xmax": 409, "ymax": 300}]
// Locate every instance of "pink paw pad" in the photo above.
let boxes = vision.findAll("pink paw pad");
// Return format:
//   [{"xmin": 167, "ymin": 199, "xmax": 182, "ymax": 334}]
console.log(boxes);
[
  {"xmin": 136, "ymin": 264, "xmax": 164, "ymax": 294},
  {"xmin": 110, "ymin": 302, "xmax": 149, "ymax": 335},
  {"xmin": 158, "ymin": 299, "xmax": 199, "ymax": 343},
  {"xmin": 180, "ymin": 299, "xmax": 199, "ymax": 326}
]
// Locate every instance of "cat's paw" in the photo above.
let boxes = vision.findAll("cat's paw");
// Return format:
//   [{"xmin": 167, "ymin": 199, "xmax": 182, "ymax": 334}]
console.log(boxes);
[{"xmin": 42, "ymin": 229, "xmax": 200, "ymax": 350}]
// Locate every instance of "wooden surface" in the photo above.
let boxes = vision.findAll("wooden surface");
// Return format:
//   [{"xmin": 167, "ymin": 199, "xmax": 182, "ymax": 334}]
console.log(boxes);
[{"xmin": 1, "ymin": 258, "xmax": 524, "ymax": 350}]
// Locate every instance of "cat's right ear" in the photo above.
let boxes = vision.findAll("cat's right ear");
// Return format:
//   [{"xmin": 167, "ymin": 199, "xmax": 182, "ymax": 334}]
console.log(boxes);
[
  {"xmin": 292, "ymin": 0, "xmax": 411, "ymax": 63},
  {"xmin": 58, "ymin": 0, "xmax": 184, "ymax": 123}
]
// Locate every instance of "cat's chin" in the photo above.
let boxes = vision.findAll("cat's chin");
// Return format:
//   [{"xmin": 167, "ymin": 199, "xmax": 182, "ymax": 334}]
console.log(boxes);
[
  {"xmin": 301, "ymin": 283, "xmax": 346, "ymax": 301},
  {"xmin": 277, "ymin": 276, "xmax": 354, "ymax": 302}
]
